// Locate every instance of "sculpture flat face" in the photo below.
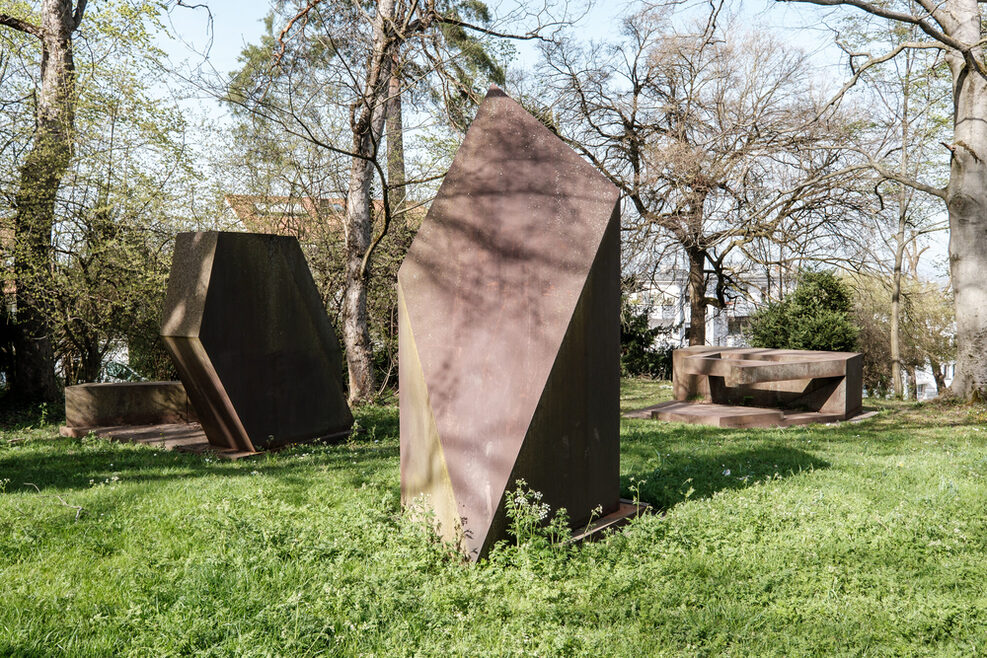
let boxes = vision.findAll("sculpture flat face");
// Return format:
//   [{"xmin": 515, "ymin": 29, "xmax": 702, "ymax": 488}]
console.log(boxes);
[
  {"xmin": 160, "ymin": 231, "xmax": 353, "ymax": 452},
  {"xmin": 398, "ymin": 87, "xmax": 622, "ymax": 559}
]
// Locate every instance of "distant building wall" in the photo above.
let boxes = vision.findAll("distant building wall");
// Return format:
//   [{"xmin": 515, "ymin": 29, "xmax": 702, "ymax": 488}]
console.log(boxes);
[{"xmin": 627, "ymin": 271, "xmax": 772, "ymax": 348}]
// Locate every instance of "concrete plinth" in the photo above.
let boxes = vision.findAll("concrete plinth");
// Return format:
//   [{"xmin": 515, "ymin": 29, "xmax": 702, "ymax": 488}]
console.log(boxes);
[
  {"xmin": 64, "ymin": 381, "xmax": 196, "ymax": 429},
  {"xmin": 59, "ymin": 422, "xmax": 258, "ymax": 459},
  {"xmin": 649, "ymin": 400, "xmax": 845, "ymax": 428}
]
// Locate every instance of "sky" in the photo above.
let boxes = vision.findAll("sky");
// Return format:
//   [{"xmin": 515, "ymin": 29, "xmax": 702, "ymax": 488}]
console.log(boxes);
[
  {"xmin": 157, "ymin": 0, "xmax": 846, "ymax": 80},
  {"xmin": 160, "ymin": 0, "xmax": 266, "ymax": 79},
  {"xmin": 153, "ymin": 0, "xmax": 949, "ymax": 280}
]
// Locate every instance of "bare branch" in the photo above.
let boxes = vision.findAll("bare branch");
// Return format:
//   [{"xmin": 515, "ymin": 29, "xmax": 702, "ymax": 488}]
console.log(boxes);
[
  {"xmin": 0, "ymin": 13, "xmax": 42, "ymax": 39},
  {"xmin": 780, "ymin": 0, "xmax": 987, "ymax": 77},
  {"xmin": 816, "ymin": 41, "xmax": 944, "ymax": 121},
  {"xmin": 276, "ymin": 0, "xmax": 322, "ymax": 63},
  {"xmin": 431, "ymin": 14, "xmax": 554, "ymax": 42},
  {"xmin": 23, "ymin": 482, "xmax": 86, "ymax": 521},
  {"xmin": 172, "ymin": 0, "xmax": 214, "ymax": 58},
  {"xmin": 869, "ymin": 158, "xmax": 948, "ymax": 200},
  {"xmin": 72, "ymin": 0, "xmax": 87, "ymax": 30}
]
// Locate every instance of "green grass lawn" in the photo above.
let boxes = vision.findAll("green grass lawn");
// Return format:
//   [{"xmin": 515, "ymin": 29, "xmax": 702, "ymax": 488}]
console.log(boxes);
[{"xmin": 2, "ymin": 380, "xmax": 987, "ymax": 656}]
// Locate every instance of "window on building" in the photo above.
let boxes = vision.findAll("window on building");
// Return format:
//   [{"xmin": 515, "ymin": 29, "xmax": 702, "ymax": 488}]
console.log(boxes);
[{"xmin": 727, "ymin": 316, "xmax": 749, "ymax": 336}]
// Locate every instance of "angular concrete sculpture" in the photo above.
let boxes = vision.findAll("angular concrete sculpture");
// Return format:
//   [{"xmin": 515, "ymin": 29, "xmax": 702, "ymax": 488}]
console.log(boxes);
[
  {"xmin": 648, "ymin": 346, "xmax": 863, "ymax": 428},
  {"xmin": 399, "ymin": 86, "xmax": 639, "ymax": 560},
  {"xmin": 160, "ymin": 231, "xmax": 353, "ymax": 452}
]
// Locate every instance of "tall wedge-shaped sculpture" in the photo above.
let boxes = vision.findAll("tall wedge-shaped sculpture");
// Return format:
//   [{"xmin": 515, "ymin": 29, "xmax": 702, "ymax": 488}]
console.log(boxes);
[
  {"xmin": 161, "ymin": 231, "xmax": 353, "ymax": 453},
  {"xmin": 399, "ymin": 87, "xmax": 630, "ymax": 560}
]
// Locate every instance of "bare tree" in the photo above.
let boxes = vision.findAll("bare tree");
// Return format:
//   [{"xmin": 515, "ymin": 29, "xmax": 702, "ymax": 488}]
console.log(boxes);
[
  {"xmin": 0, "ymin": 0, "xmax": 87, "ymax": 401},
  {"xmin": 230, "ymin": 0, "xmax": 570, "ymax": 403},
  {"xmin": 837, "ymin": 14, "xmax": 951, "ymax": 397},
  {"xmin": 542, "ymin": 6, "xmax": 870, "ymax": 345},
  {"xmin": 778, "ymin": 0, "xmax": 987, "ymax": 400}
]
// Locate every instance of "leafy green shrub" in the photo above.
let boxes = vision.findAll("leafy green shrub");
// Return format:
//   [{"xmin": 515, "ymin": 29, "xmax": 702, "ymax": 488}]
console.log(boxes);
[
  {"xmin": 747, "ymin": 271, "xmax": 859, "ymax": 352},
  {"xmin": 127, "ymin": 327, "xmax": 177, "ymax": 382},
  {"xmin": 621, "ymin": 299, "xmax": 673, "ymax": 379}
]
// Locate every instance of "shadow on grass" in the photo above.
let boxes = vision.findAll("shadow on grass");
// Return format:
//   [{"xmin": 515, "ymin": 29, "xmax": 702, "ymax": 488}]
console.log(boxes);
[
  {"xmin": 0, "ymin": 397, "xmax": 65, "ymax": 431},
  {"xmin": 621, "ymin": 442, "xmax": 829, "ymax": 511},
  {"xmin": 0, "ymin": 404, "xmax": 403, "ymax": 493},
  {"xmin": 619, "ymin": 405, "xmax": 836, "ymax": 515},
  {"xmin": 0, "ymin": 435, "xmax": 399, "ymax": 493}
]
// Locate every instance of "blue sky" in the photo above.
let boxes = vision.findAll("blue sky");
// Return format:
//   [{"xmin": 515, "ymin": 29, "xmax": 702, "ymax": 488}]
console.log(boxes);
[{"xmin": 157, "ymin": 0, "xmax": 845, "ymax": 78}]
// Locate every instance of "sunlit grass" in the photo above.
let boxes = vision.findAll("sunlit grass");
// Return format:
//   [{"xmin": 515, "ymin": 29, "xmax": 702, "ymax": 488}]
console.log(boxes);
[{"xmin": 1, "ymin": 382, "xmax": 986, "ymax": 655}]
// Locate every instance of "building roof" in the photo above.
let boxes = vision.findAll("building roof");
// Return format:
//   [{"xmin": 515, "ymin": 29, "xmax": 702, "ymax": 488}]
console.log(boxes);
[{"xmin": 224, "ymin": 195, "xmax": 350, "ymax": 238}]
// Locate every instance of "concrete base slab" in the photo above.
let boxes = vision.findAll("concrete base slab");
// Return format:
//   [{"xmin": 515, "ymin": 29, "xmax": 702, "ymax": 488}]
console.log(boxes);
[
  {"xmin": 622, "ymin": 403, "xmax": 670, "ymax": 420},
  {"xmin": 570, "ymin": 499, "xmax": 649, "ymax": 543},
  {"xmin": 639, "ymin": 401, "xmax": 851, "ymax": 428},
  {"xmin": 60, "ymin": 422, "xmax": 353, "ymax": 459},
  {"xmin": 846, "ymin": 410, "xmax": 880, "ymax": 423},
  {"xmin": 59, "ymin": 422, "xmax": 258, "ymax": 459}
]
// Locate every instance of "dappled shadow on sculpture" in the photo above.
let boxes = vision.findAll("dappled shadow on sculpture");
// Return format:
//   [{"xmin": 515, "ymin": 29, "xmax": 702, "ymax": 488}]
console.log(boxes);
[
  {"xmin": 398, "ymin": 86, "xmax": 642, "ymax": 561},
  {"xmin": 159, "ymin": 231, "xmax": 353, "ymax": 453},
  {"xmin": 644, "ymin": 347, "xmax": 864, "ymax": 428}
]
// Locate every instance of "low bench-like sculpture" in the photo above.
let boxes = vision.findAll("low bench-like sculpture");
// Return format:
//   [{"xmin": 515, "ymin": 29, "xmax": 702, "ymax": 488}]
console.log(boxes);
[
  {"xmin": 61, "ymin": 381, "xmax": 196, "ymax": 436},
  {"xmin": 648, "ymin": 346, "xmax": 863, "ymax": 428},
  {"xmin": 58, "ymin": 380, "xmax": 228, "ymax": 454}
]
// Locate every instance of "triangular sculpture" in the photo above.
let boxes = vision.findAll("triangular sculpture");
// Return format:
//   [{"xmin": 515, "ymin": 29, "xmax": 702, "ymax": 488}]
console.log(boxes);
[
  {"xmin": 160, "ymin": 231, "xmax": 353, "ymax": 453},
  {"xmin": 399, "ymin": 87, "xmax": 631, "ymax": 560}
]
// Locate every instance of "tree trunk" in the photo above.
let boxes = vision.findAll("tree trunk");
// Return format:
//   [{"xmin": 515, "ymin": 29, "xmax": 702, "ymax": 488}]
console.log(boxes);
[
  {"xmin": 342, "ymin": 145, "xmax": 379, "ymax": 404},
  {"xmin": 945, "ymin": 9, "xmax": 987, "ymax": 401},
  {"xmin": 890, "ymin": 75, "xmax": 910, "ymax": 400},
  {"xmin": 6, "ymin": 0, "xmax": 81, "ymax": 403},
  {"xmin": 385, "ymin": 64, "xmax": 405, "ymax": 219},
  {"xmin": 931, "ymin": 361, "xmax": 947, "ymax": 394},
  {"xmin": 341, "ymin": 0, "xmax": 394, "ymax": 404},
  {"xmin": 78, "ymin": 337, "xmax": 102, "ymax": 383},
  {"xmin": 686, "ymin": 245, "xmax": 706, "ymax": 346},
  {"xmin": 890, "ymin": 214, "xmax": 907, "ymax": 398},
  {"xmin": 907, "ymin": 366, "xmax": 919, "ymax": 400}
]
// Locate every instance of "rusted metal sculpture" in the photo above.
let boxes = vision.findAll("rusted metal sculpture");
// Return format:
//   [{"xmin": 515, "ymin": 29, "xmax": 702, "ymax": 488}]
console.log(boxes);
[
  {"xmin": 647, "ymin": 346, "xmax": 864, "ymax": 428},
  {"xmin": 160, "ymin": 231, "xmax": 353, "ymax": 452},
  {"xmin": 398, "ymin": 86, "xmax": 639, "ymax": 560}
]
